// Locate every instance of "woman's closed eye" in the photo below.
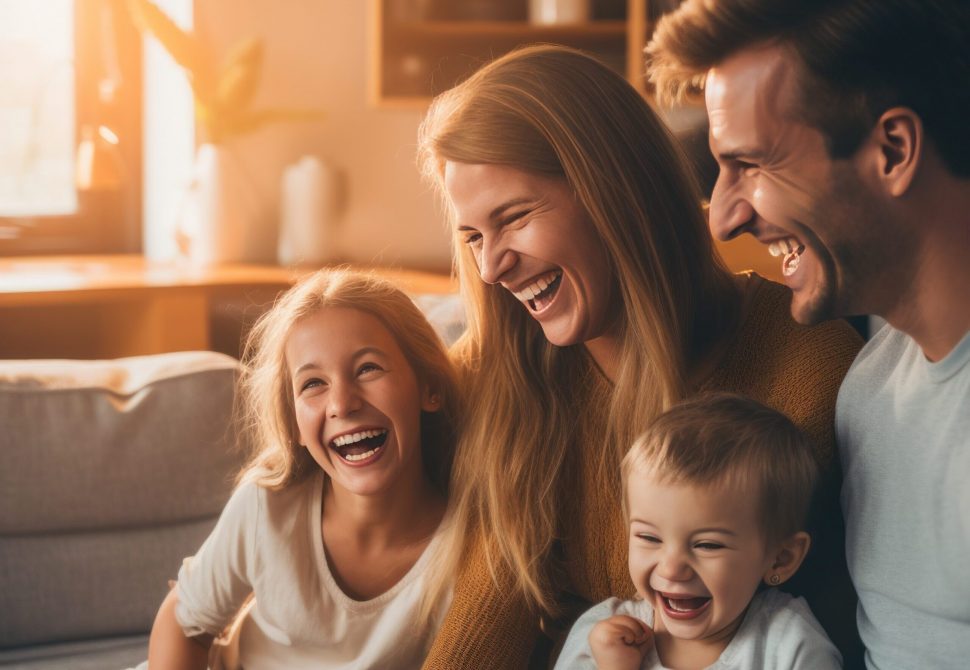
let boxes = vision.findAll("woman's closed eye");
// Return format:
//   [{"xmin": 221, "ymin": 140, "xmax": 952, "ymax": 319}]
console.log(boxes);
[{"xmin": 461, "ymin": 231, "xmax": 482, "ymax": 247}]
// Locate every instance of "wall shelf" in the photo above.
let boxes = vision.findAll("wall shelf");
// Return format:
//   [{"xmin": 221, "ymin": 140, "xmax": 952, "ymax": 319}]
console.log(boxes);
[{"xmin": 370, "ymin": 0, "xmax": 661, "ymax": 107}]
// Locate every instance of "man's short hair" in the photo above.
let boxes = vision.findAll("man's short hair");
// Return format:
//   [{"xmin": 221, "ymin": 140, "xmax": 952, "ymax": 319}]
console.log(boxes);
[
  {"xmin": 646, "ymin": 0, "xmax": 970, "ymax": 176},
  {"xmin": 622, "ymin": 393, "xmax": 818, "ymax": 546}
]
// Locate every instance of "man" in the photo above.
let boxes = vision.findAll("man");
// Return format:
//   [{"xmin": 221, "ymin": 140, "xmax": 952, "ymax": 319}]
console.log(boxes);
[{"xmin": 647, "ymin": 1, "xmax": 969, "ymax": 668}]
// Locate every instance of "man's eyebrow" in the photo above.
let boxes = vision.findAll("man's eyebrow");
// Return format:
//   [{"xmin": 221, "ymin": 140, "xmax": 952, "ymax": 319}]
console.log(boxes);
[{"xmin": 716, "ymin": 148, "xmax": 764, "ymax": 162}]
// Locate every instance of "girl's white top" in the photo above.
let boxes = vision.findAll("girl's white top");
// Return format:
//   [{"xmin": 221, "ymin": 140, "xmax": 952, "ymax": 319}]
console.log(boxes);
[
  {"xmin": 554, "ymin": 589, "xmax": 841, "ymax": 669},
  {"xmin": 175, "ymin": 472, "xmax": 451, "ymax": 669}
]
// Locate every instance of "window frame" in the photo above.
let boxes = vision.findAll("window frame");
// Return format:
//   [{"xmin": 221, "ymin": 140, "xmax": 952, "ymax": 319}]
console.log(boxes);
[{"xmin": 0, "ymin": 0, "xmax": 142, "ymax": 256}]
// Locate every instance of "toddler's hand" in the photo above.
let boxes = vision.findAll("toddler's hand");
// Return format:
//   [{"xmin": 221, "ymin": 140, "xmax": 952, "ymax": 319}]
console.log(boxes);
[{"xmin": 588, "ymin": 614, "xmax": 653, "ymax": 670}]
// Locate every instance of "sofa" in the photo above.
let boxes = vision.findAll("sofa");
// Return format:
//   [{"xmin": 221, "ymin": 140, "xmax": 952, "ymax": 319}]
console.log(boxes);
[
  {"xmin": 0, "ymin": 293, "xmax": 464, "ymax": 670},
  {"xmin": 0, "ymin": 351, "xmax": 245, "ymax": 669}
]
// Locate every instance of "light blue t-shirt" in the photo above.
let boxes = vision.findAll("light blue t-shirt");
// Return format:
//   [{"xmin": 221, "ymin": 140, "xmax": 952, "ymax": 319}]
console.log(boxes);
[{"xmin": 837, "ymin": 326, "xmax": 970, "ymax": 670}]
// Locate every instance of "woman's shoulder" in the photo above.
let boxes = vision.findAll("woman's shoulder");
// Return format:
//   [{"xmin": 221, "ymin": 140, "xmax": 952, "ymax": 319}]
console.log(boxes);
[{"xmin": 741, "ymin": 274, "xmax": 863, "ymax": 358}]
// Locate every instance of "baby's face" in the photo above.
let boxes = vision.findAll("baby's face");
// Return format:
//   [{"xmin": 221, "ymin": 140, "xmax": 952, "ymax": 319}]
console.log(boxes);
[{"xmin": 626, "ymin": 468, "xmax": 775, "ymax": 643}]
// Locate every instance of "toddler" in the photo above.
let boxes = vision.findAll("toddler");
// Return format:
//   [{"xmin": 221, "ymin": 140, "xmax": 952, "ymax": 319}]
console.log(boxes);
[{"xmin": 556, "ymin": 393, "xmax": 841, "ymax": 669}]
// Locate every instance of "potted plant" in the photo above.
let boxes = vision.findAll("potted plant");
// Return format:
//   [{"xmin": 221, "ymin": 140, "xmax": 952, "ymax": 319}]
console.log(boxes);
[{"xmin": 127, "ymin": 0, "xmax": 324, "ymax": 265}]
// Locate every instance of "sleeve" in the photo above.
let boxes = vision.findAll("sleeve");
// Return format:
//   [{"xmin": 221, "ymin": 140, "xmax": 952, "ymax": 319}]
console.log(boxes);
[
  {"xmin": 553, "ymin": 598, "xmax": 626, "ymax": 670},
  {"xmin": 421, "ymin": 536, "xmax": 541, "ymax": 670},
  {"xmin": 174, "ymin": 481, "xmax": 259, "ymax": 638}
]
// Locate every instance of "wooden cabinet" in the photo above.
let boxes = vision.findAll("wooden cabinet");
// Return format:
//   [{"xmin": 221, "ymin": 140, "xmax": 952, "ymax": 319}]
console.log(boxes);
[{"xmin": 370, "ymin": 0, "xmax": 668, "ymax": 107}]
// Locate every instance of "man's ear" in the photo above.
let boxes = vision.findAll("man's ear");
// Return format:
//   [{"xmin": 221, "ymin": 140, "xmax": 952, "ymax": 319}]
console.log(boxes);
[
  {"xmin": 763, "ymin": 531, "xmax": 811, "ymax": 587},
  {"xmin": 873, "ymin": 107, "xmax": 922, "ymax": 197}
]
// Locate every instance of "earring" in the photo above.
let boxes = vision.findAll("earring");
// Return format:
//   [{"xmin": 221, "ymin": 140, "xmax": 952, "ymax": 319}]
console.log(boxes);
[{"xmin": 768, "ymin": 574, "xmax": 781, "ymax": 586}]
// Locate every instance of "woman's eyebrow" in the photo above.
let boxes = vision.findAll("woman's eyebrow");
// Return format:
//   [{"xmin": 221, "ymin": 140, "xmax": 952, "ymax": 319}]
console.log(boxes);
[{"xmin": 489, "ymin": 197, "xmax": 533, "ymax": 221}]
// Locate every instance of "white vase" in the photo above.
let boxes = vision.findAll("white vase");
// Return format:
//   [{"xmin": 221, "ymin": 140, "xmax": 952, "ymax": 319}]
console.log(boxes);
[
  {"xmin": 177, "ymin": 143, "xmax": 259, "ymax": 266},
  {"xmin": 278, "ymin": 156, "xmax": 341, "ymax": 267}
]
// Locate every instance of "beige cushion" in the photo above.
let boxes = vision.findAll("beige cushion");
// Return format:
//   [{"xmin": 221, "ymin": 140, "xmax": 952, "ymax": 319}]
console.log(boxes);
[{"xmin": 0, "ymin": 351, "xmax": 246, "ymax": 648}]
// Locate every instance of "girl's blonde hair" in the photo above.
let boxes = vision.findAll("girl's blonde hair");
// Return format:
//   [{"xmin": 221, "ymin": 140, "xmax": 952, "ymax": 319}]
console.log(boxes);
[
  {"xmin": 418, "ymin": 45, "xmax": 739, "ymax": 616},
  {"xmin": 235, "ymin": 268, "xmax": 460, "ymax": 495}
]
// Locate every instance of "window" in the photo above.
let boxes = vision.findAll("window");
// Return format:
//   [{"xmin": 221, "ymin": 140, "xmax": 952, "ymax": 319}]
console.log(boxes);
[{"xmin": 0, "ymin": 0, "xmax": 142, "ymax": 255}]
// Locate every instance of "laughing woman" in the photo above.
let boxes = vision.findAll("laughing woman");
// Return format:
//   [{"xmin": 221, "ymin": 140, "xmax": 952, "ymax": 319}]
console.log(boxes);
[{"xmin": 417, "ymin": 46, "xmax": 864, "ymax": 668}]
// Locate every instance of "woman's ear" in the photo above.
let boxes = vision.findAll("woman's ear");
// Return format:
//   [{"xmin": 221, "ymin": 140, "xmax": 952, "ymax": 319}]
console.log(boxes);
[
  {"xmin": 763, "ymin": 531, "xmax": 811, "ymax": 587},
  {"xmin": 421, "ymin": 383, "xmax": 442, "ymax": 413}
]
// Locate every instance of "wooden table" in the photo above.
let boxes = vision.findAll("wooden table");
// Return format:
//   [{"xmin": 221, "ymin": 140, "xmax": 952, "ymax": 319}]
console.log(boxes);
[{"xmin": 0, "ymin": 255, "xmax": 455, "ymax": 359}]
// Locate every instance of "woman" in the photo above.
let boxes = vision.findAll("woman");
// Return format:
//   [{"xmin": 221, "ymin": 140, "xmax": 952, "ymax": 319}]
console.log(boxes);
[{"xmin": 417, "ymin": 45, "xmax": 862, "ymax": 668}]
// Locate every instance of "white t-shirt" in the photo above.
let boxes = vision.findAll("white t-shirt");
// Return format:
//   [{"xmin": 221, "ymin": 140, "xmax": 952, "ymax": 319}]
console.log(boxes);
[
  {"xmin": 554, "ymin": 589, "xmax": 841, "ymax": 669},
  {"xmin": 174, "ymin": 472, "xmax": 451, "ymax": 669},
  {"xmin": 837, "ymin": 326, "xmax": 970, "ymax": 670}
]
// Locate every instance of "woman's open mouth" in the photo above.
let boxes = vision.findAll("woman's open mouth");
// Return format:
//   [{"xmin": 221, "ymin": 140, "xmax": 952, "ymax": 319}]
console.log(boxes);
[
  {"xmin": 659, "ymin": 592, "xmax": 712, "ymax": 620},
  {"xmin": 512, "ymin": 270, "xmax": 562, "ymax": 313},
  {"xmin": 330, "ymin": 429, "xmax": 388, "ymax": 464}
]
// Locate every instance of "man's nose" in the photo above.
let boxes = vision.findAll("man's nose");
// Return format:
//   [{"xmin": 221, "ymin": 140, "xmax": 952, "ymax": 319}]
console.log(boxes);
[{"xmin": 709, "ymin": 174, "xmax": 756, "ymax": 241}]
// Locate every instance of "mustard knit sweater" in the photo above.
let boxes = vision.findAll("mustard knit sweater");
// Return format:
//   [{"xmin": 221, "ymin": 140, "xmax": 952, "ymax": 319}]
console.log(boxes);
[{"xmin": 422, "ymin": 276, "xmax": 865, "ymax": 669}]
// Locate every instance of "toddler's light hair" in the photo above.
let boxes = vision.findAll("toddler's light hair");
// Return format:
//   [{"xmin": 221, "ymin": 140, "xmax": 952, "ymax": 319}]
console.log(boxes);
[
  {"xmin": 235, "ymin": 268, "xmax": 460, "ymax": 494},
  {"xmin": 621, "ymin": 393, "xmax": 817, "ymax": 546}
]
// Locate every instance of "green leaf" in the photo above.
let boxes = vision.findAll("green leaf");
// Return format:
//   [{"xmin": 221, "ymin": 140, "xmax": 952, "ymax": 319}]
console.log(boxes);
[
  {"xmin": 215, "ymin": 39, "xmax": 264, "ymax": 111},
  {"xmin": 126, "ymin": 0, "xmax": 214, "ymax": 103}
]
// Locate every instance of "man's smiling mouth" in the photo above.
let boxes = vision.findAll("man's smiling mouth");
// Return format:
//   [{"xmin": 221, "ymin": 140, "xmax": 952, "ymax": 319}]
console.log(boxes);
[
  {"xmin": 511, "ymin": 270, "xmax": 562, "ymax": 312},
  {"xmin": 768, "ymin": 237, "xmax": 806, "ymax": 277}
]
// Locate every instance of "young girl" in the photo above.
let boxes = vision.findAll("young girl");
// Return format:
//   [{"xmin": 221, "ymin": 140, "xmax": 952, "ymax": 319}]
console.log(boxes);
[
  {"xmin": 146, "ymin": 269, "xmax": 460, "ymax": 669},
  {"xmin": 555, "ymin": 394, "xmax": 842, "ymax": 669}
]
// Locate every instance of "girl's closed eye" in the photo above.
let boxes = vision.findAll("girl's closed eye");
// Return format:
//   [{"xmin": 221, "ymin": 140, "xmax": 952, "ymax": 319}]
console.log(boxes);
[
  {"xmin": 635, "ymin": 533, "xmax": 662, "ymax": 545},
  {"xmin": 357, "ymin": 362, "xmax": 385, "ymax": 377},
  {"xmin": 300, "ymin": 377, "xmax": 326, "ymax": 393}
]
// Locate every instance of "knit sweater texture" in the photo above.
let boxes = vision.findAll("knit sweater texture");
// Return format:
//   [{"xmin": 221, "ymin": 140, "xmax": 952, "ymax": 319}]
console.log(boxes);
[{"xmin": 422, "ymin": 276, "xmax": 865, "ymax": 669}]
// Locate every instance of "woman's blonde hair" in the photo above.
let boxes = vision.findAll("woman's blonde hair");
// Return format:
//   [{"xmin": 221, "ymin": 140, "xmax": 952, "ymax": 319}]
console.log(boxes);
[
  {"xmin": 418, "ymin": 45, "xmax": 739, "ymax": 616},
  {"xmin": 235, "ymin": 268, "xmax": 460, "ymax": 495}
]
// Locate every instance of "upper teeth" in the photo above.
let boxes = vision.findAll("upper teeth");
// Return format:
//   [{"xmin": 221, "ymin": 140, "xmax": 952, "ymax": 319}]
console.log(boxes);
[
  {"xmin": 512, "ymin": 271, "xmax": 560, "ymax": 302},
  {"xmin": 333, "ymin": 429, "xmax": 386, "ymax": 447},
  {"xmin": 768, "ymin": 238, "xmax": 801, "ymax": 257}
]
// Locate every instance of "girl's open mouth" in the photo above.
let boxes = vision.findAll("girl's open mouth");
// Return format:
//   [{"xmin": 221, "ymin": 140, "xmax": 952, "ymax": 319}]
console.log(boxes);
[
  {"xmin": 330, "ymin": 429, "xmax": 388, "ymax": 463},
  {"xmin": 660, "ymin": 593, "xmax": 712, "ymax": 620}
]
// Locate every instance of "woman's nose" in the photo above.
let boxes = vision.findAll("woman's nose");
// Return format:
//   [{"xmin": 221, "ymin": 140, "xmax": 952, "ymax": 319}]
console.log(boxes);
[
  {"xmin": 327, "ymin": 380, "xmax": 362, "ymax": 418},
  {"xmin": 477, "ymin": 236, "xmax": 516, "ymax": 285},
  {"xmin": 709, "ymin": 174, "xmax": 756, "ymax": 241}
]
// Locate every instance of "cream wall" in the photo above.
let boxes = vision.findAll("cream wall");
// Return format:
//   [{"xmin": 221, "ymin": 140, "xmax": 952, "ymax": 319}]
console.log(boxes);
[{"xmin": 194, "ymin": 0, "xmax": 451, "ymax": 271}]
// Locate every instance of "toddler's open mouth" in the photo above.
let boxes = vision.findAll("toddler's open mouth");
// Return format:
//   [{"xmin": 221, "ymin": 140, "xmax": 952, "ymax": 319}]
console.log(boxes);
[{"xmin": 659, "ymin": 592, "xmax": 712, "ymax": 620}]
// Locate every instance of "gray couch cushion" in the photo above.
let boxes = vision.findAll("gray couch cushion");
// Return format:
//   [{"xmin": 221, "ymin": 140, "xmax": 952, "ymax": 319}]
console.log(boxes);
[{"xmin": 0, "ymin": 352, "xmax": 246, "ymax": 649}]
